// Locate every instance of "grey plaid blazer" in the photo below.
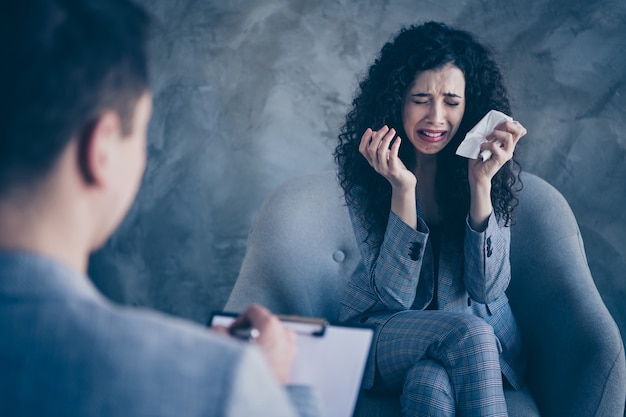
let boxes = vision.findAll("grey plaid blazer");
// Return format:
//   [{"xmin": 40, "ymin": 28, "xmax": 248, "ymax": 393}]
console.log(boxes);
[{"xmin": 339, "ymin": 195, "xmax": 525, "ymax": 391}]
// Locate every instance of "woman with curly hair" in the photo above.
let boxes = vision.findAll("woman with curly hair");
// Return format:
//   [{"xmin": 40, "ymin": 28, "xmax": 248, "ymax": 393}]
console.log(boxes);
[{"xmin": 334, "ymin": 21, "xmax": 527, "ymax": 416}]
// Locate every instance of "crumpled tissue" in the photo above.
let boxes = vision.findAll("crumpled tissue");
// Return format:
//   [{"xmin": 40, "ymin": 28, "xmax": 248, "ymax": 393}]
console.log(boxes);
[{"xmin": 455, "ymin": 110, "xmax": 513, "ymax": 161}]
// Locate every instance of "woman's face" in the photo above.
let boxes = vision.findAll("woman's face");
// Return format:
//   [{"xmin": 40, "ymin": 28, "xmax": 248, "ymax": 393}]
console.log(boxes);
[{"xmin": 402, "ymin": 63, "xmax": 466, "ymax": 157}]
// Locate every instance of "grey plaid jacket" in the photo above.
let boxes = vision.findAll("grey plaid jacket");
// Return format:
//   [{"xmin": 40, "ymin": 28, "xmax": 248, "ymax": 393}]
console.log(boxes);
[{"xmin": 339, "ymin": 197, "xmax": 526, "ymax": 391}]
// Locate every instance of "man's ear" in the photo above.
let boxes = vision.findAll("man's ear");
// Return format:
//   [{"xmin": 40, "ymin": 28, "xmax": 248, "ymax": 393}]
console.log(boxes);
[{"xmin": 77, "ymin": 111, "xmax": 121, "ymax": 186}]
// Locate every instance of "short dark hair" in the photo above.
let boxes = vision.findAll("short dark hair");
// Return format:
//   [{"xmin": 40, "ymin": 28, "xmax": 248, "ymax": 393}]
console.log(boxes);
[
  {"xmin": 0, "ymin": 0, "xmax": 150, "ymax": 195},
  {"xmin": 335, "ymin": 21, "xmax": 521, "ymax": 241}
]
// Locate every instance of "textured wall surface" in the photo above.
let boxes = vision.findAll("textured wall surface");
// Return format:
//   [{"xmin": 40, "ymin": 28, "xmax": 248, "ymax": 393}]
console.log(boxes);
[{"xmin": 88, "ymin": 0, "xmax": 626, "ymax": 341}]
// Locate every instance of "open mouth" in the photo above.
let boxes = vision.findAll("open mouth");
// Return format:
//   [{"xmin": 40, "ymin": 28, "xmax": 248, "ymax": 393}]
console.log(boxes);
[{"xmin": 418, "ymin": 130, "xmax": 447, "ymax": 143}]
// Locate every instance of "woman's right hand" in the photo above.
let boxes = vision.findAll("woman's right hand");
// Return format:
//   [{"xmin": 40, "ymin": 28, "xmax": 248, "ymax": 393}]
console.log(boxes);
[
  {"xmin": 359, "ymin": 126, "xmax": 417, "ymax": 228},
  {"xmin": 359, "ymin": 126, "xmax": 416, "ymax": 192}
]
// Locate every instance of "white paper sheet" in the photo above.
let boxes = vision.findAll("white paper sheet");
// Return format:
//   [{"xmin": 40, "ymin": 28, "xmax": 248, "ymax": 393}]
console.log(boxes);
[{"xmin": 211, "ymin": 314, "xmax": 374, "ymax": 417}]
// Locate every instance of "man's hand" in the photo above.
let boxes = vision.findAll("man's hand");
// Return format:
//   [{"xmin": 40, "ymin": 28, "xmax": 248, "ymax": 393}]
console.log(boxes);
[{"xmin": 229, "ymin": 304, "xmax": 296, "ymax": 385}]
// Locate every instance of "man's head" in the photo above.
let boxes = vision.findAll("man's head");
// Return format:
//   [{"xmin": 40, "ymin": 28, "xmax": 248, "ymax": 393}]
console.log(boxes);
[
  {"xmin": 0, "ymin": 0, "xmax": 150, "ymax": 194},
  {"xmin": 0, "ymin": 0, "xmax": 151, "ymax": 253}
]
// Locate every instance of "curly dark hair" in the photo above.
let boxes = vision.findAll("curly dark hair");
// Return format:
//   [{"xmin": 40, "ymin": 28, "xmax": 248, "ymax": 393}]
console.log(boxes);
[{"xmin": 334, "ymin": 21, "xmax": 522, "ymax": 242}]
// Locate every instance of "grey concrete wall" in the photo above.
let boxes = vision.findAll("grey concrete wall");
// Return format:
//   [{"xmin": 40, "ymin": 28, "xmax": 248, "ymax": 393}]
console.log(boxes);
[{"xmin": 88, "ymin": 0, "xmax": 626, "ymax": 341}]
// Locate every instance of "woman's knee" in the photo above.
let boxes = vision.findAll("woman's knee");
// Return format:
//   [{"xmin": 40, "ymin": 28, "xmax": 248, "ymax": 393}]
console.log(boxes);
[
  {"xmin": 445, "ymin": 314, "xmax": 497, "ymax": 346},
  {"xmin": 429, "ymin": 314, "xmax": 502, "ymax": 366}
]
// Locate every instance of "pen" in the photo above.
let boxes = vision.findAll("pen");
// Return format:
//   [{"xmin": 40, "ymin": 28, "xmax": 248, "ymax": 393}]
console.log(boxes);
[{"xmin": 230, "ymin": 326, "xmax": 260, "ymax": 342}]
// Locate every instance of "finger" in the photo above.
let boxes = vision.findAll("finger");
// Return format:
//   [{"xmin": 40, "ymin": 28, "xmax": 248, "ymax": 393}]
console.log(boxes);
[
  {"xmin": 230, "ymin": 303, "xmax": 270, "ymax": 330},
  {"xmin": 377, "ymin": 128, "xmax": 396, "ymax": 169},
  {"xmin": 498, "ymin": 120, "xmax": 527, "ymax": 135},
  {"xmin": 488, "ymin": 129, "xmax": 513, "ymax": 153},
  {"xmin": 255, "ymin": 314, "xmax": 282, "ymax": 343},
  {"xmin": 478, "ymin": 138, "xmax": 502, "ymax": 164},
  {"xmin": 364, "ymin": 126, "xmax": 387, "ymax": 167},
  {"xmin": 358, "ymin": 128, "xmax": 373, "ymax": 156},
  {"xmin": 380, "ymin": 127, "xmax": 396, "ymax": 151},
  {"xmin": 482, "ymin": 138, "xmax": 512, "ymax": 165},
  {"xmin": 359, "ymin": 129, "xmax": 377, "ymax": 166},
  {"xmin": 362, "ymin": 126, "xmax": 388, "ymax": 167},
  {"xmin": 285, "ymin": 328, "xmax": 297, "ymax": 346},
  {"xmin": 495, "ymin": 121, "xmax": 527, "ymax": 144},
  {"xmin": 388, "ymin": 136, "xmax": 402, "ymax": 169},
  {"xmin": 370, "ymin": 125, "xmax": 389, "ymax": 152},
  {"xmin": 478, "ymin": 140, "xmax": 495, "ymax": 163},
  {"xmin": 509, "ymin": 121, "xmax": 527, "ymax": 144},
  {"xmin": 372, "ymin": 125, "xmax": 390, "ymax": 142}
]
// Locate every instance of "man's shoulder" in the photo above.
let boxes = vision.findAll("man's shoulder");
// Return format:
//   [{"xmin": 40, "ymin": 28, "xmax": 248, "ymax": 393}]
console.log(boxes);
[
  {"xmin": 88, "ymin": 297, "xmax": 245, "ymax": 366},
  {"xmin": 0, "ymin": 250, "xmax": 244, "ymax": 367}
]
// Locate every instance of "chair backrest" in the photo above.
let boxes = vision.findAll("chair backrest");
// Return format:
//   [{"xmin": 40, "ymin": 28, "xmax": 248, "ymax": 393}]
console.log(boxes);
[
  {"xmin": 226, "ymin": 171, "xmax": 358, "ymax": 319},
  {"xmin": 225, "ymin": 170, "xmax": 625, "ymax": 417}
]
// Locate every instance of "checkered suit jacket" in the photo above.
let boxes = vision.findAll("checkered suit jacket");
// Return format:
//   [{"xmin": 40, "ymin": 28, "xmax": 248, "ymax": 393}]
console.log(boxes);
[{"xmin": 339, "ymin": 192, "xmax": 526, "ymax": 390}]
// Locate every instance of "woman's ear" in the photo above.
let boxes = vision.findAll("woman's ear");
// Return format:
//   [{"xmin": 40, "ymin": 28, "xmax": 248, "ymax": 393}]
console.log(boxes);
[{"xmin": 76, "ymin": 111, "xmax": 121, "ymax": 187}]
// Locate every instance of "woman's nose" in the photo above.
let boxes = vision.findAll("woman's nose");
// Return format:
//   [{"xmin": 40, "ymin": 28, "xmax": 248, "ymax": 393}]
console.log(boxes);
[{"xmin": 427, "ymin": 101, "xmax": 445, "ymax": 125}]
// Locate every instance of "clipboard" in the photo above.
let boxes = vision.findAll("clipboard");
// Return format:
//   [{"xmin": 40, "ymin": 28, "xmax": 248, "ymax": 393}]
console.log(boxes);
[{"xmin": 209, "ymin": 311, "xmax": 374, "ymax": 417}]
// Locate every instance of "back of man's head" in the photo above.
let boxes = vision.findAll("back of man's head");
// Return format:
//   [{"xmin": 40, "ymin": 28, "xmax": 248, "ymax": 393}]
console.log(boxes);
[{"xmin": 0, "ymin": 0, "xmax": 150, "ymax": 196}]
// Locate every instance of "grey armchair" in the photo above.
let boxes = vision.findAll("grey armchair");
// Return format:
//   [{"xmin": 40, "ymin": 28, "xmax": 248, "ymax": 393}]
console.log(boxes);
[{"xmin": 225, "ymin": 170, "xmax": 625, "ymax": 416}]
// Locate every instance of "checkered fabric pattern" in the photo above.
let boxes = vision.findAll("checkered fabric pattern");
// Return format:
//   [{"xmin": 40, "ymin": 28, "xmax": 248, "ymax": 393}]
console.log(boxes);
[
  {"xmin": 376, "ymin": 310, "xmax": 507, "ymax": 416},
  {"xmin": 339, "ymin": 192, "xmax": 525, "ymax": 414}
]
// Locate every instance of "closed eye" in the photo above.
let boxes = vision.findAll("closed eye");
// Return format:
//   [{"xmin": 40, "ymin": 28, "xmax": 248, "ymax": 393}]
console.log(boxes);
[{"xmin": 412, "ymin": 100, "xmax": 460, "ymax": 107}]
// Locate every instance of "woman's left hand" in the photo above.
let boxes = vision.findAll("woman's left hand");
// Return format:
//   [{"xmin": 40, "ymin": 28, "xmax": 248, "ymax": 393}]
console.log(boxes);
[
  {"xmin": 468, "ymin": 120, "xmax": 527, "ymax": 186},
  {"xmin": 467, "ymin": 120, "xmax": 527, "ymax": 231}
]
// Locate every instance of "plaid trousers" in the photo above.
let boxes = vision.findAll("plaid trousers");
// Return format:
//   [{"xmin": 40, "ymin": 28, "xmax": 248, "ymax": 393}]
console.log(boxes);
[{"xmin": 375, "ymin": 310, "xmax": 507, "ymax": 417}]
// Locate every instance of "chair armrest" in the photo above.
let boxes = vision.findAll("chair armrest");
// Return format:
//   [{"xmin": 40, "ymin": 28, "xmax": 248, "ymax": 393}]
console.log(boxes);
[{"xmin": 508, "ymin": 173, "xmax": 625, "ymax": 416}]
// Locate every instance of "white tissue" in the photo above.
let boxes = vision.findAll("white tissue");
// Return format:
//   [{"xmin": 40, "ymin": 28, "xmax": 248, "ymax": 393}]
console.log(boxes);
[{"xmin": 455, "ymin": 110, "xmax": 513, "ymax": 161}]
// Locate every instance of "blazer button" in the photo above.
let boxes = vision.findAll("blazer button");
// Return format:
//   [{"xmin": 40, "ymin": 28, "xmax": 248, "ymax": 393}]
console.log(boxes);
[{"xmin": 409, "ymin": 241, "xmax": 422, "ymax": 261}]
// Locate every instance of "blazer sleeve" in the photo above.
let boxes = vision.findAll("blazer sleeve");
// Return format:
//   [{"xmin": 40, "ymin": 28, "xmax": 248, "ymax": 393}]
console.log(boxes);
[
  {"xmin": 347, "ymin": 201, "xmax": 429, "ymax": 311},
  {"xmin": 463, "ymin": 212, "xmax": 512, "ymax": 304}
]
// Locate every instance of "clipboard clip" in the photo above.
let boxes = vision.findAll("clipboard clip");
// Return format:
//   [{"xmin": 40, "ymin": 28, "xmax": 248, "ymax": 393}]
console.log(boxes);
[
  {"xmin": 277, "ymin": 314, "xmax": 328, "ymax": 337},
  {"xmin": 209, "ymin": 311, "xmax": 328, "ymax": 338}
]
